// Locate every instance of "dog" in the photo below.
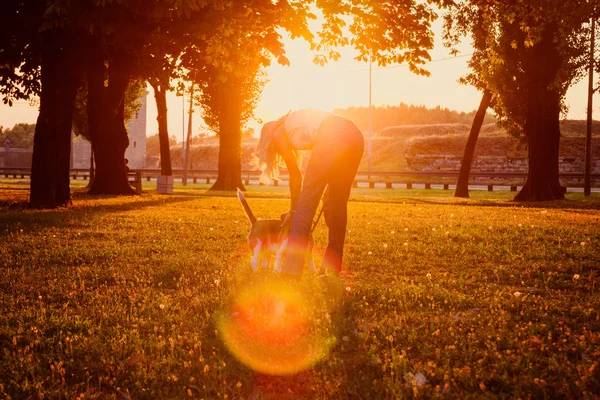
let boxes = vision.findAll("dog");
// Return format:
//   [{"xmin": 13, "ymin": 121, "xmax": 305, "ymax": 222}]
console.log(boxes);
[{"xmin": 237, "ymin": 189, "xmax": 316, "ymax": 273}]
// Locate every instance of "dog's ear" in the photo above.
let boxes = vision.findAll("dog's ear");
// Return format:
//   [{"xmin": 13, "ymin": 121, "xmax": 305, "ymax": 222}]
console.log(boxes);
[{"xmin": 278, "ymin": 212, "xmax": 293, "ymax": 242}]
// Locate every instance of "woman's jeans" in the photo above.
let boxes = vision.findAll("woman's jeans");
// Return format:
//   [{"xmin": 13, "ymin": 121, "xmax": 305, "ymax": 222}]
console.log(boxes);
[{"xmin": 282, "ymin": 116, "xmax": 364, "ymax": 277}]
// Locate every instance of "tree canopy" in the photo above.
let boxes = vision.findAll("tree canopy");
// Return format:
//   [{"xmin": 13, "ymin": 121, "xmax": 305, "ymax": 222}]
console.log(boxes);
[
  {"xmin": 0, "ymin": 0, "xmax": 43, "ymax": 106},
  {"xmin": 1, "ymin": 0, "xmax": 518, "ymax": 203},
  {"xmin": 442, "ymin": 0, "xmax": 596, "ymax": 136}
]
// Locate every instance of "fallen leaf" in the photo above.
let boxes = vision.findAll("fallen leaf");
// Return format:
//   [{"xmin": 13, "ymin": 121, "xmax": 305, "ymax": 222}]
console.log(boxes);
[{"xmin": 125, "ymin": 355, "xmax": 147, "ymax": 367}]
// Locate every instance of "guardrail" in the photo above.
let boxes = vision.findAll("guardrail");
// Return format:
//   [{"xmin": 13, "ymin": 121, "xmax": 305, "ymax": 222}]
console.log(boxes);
[{"xmin": 1, "ymin": 167, "xmax": 599, "ymax": 191}]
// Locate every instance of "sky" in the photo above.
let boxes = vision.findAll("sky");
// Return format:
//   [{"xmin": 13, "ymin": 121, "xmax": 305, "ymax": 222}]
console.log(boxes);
[{"xmin": 1, "ymin": 20, "xmax": 598, "ymax": 140}]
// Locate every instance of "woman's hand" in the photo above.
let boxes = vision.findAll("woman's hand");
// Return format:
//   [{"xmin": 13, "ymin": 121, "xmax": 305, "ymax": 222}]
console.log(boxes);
[{"xmin": 280, "ymin": 209, "xmax": 295, "ymax": 228}]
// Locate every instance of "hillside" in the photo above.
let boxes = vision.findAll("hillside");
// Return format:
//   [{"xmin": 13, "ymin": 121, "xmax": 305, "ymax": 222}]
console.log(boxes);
[
  {"xmin": 358, "ymin": 121, "xmax": 600, "ymax": 171},
  {"xmin": 148, "ymin": 120, "xmax": 600, "ymax": 172}
]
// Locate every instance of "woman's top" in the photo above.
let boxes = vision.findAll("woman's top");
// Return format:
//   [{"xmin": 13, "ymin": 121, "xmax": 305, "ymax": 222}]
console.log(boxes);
[{"xmin": 284, "ymin": 109, "xmax": 335, "ymax": 150}]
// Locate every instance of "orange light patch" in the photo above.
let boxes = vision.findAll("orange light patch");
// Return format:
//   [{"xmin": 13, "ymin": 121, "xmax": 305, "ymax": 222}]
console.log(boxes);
[{"xmin": 218, "ymin": 280, "xmax": 332, "ymax": 375}]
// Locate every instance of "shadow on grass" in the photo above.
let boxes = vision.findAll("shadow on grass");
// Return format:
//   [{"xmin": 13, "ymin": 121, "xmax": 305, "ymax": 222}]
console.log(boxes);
[
  {"xmin": 3, "ymin": 180, "xmax": 599, "ymax": 215},
  {"xmin": 0, "ymin": 193, "xmax": 208, "ymax": 235}
]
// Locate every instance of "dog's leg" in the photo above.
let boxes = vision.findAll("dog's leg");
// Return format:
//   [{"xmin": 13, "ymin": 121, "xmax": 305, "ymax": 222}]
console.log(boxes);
[
  {"xmin": 308, "ymin": 256, "xmax": 317, "ymax": 273},
  {"xmin": 251, "ymin": 240, "xmax": 262, "ymax": 271},
  {"xmin": 307, "ymin": 239, "xmax": 317, "ymax": 273},
  {"xmin": 262, "ymin": 254, "xmax": 271, "ymax": 269},
  {"xmin": 274, "ymin": 238, "xmax": 288, "ymax": 273},
  {"xmin": 308, "ymin": 252, "xmax": 317, "ymax": 274}
]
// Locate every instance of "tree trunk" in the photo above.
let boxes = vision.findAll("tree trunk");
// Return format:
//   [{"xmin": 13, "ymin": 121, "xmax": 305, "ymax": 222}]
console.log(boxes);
[
  {"xmin": 514, "ymin": 95, "xmax": 564, "ymax": 201},
  {"xmin": 515, "ymin": 27, "xmax": 565, "ymax": 202},
  {"xmin": 30, "ymin": 30, "xmax": 82, "ymax": 208},
  {"xmin": 86, "ymin": 45, "xmax": 135, "ymax": 195},
  {"xmin": 211, "ymin": 82, "xmax": 246, "ymax": 191},
  {"xmin": 150, "ymin": 80, "xmax": 173, "ymax": 176},
  {"xmin": 455, "ymin": 90, "xmax": 492, "ymax": 198}
]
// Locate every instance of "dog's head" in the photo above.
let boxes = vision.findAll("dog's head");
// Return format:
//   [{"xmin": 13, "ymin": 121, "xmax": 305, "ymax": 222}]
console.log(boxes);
[
  {"xmin": 280, "ymin": 211, "xmax": 293, "ymax": 226},
  {"xmin": 277, "ymin": 211, "xmax": 294, "ymax": 241}
]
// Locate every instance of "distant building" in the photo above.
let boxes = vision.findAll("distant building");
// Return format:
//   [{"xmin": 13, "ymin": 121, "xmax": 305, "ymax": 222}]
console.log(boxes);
[
  {"xmin": 125, "ymin": 91, "xmax": 148, "ymax": 169},
  {"xmin": 71, "ymin": 91, "xmax": 147, "ymax": 169}
]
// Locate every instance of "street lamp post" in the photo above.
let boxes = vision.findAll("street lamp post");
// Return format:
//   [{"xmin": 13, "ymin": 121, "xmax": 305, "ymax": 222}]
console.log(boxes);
[
  {"xmin": 182, "ymin": 88, "xmax": 185, "ymax": 175},
  {"xmin": 585, "ymin": 15, "xmax": 595, "ymax": 197},
  {"xmin": 183, "ymin": 83, "xmax": 194, "ymax": 186},
  {"xmin": 368, "ymin": 50, "xmax": 372, "ymax": 181}
]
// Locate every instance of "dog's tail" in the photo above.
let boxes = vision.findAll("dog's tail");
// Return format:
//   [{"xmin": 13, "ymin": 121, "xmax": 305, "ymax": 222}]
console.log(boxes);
[{"xmin": 237, "ymin": 188, "xmax": 257, "ymax": 225}]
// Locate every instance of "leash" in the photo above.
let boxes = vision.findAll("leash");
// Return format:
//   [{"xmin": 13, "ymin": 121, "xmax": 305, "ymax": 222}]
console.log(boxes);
[
  {"xmin": 310, "ymin": 203, "xmax": 324, "ymax": 235},
  {"xmin": 284, "ymin": 202, "xmax": 323, "ymax": 235}
]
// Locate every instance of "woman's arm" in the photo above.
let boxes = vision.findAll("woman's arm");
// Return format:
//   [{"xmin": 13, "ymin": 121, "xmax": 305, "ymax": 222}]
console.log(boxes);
[{"xmin": 272, "ymin": 127, "xmax": 302, "ymax": 210}]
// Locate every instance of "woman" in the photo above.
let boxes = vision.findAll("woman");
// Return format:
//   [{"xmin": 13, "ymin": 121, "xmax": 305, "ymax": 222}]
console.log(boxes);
[{"xmin": 256, "ymin": 109, "xmax": 364, "ymax": 279}]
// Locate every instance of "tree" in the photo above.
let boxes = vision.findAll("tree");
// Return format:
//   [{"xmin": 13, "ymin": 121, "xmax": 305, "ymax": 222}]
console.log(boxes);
[
  {"xmin": 2, "ymin": 0, "xmax": 209, "ymax": 202},
  {"xmin": 149, "ymin": 78, "xmax": 174, "ymax": 178},
  {"xmin": 139, "ymin": 1, "xmax": 210, "ymax": 180},
  {"xmin": 71, "ymin": 78, "xmax": 144, "ymax": 188},
  {"xmin": 441, "ymin": 0, "xmax": 596, "ymax": 201},
  {"xmin": 85, "ymin": 42, "xmax": 137, "ymax": 195},
  {"xmin": 1, "ymin": 0, "xmax": 149, "ymax": 203},
  {"xmin": 32, "ymin": 29, "xmax": 85, "ymax": 207},
  {"xmin": 182, "ymin": 0, "xmax": 313, "ymax": 191},
  {"xmin": 454, "ymin": 90, "xmax": 492, "ymax": 198},
  {"xmin": 143, "ymin": 25, "xmax": 180, "ymax": 179},
  {"xmin": 72, "ymin": 0, "xmax": 204, "ymax": 195},
  {"xmin": 0, "ymin": 0, "xmax": 87, "ymax": 207},
  {"xmin": 199, "ymin": 69, "xmax": 266, "ymax": 191},
  {"xmin": 80, "ymin": 0, "xmax": 164, "ymax": 195}
]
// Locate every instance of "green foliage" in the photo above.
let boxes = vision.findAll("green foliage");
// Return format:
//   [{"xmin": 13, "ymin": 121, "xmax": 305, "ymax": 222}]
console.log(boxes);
[
  {"xmin": 0, "ymin": 189, "xmax": 599, "ymax": 398},
  {"xmin": 440, "ymin": 0, "xmax": 597, "ymax": 137},
  {"xmin": 0, "ymin": 123, "xmax": 36, "ymax": 149},
  {"xmin": 139, "ymin": 0, "xmax": 210, "ymax": 90},
  {"xmin": 185, "ymin": 1, "xmax": 308, "ymax": 134},
  {"xmin": 316, "ymin": 0, "xmax": 438, "ymax": 75},
  {"xmin": 0, "ymin": 0, "xmax": 43, "ymax": 105}
]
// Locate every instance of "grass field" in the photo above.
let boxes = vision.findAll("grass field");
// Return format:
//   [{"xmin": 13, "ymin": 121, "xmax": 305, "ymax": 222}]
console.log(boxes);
[{"xmin": 1, "ymin": 181, "xmax": 600, "ymax": 399}]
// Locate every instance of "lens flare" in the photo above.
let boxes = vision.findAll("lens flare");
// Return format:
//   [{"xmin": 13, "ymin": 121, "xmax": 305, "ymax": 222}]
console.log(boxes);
[{"xmin": 217, "ymin": 279, "xmax": 332, "ymax": 375}]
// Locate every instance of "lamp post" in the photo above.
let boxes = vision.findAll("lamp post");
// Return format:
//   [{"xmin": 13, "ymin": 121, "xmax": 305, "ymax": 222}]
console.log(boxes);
[
  {"xmin": 368, "ymin": 50, "xmax": 372, "ymax": 180},
  {"xmin": 183, "ymin": 83, "xmax": 194, "ymax": 186},
  {"xmin": 585, "ymin": 14, "xmax": 595, "ymax": 197},
  {"xmin": 182, "ymin": 87, "xmax": 185, "ymax": 174}
]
